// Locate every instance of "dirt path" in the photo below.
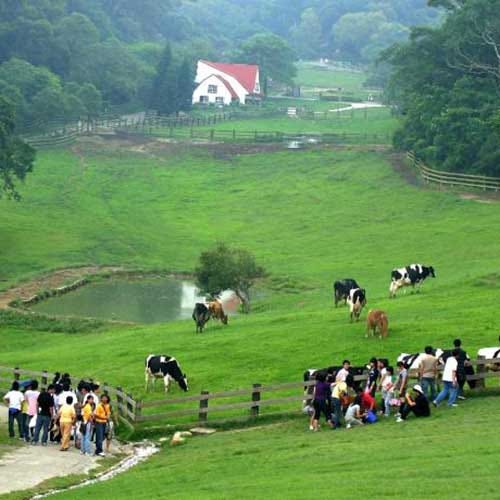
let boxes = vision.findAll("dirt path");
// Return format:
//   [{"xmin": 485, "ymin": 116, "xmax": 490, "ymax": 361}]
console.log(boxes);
[
  {"xmin": 0, "ymin": 407, "xmax": 102, "ymax": 495},
  {"xmin": 0, "ymin": 266, "xmax": 122, "ymax": 309}
]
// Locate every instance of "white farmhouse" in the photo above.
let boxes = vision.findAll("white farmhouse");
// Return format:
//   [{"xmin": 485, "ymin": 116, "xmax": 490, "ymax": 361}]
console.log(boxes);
[{"xmin": 192, "ymin": 60, "xmax": 261, "ymax": 106}]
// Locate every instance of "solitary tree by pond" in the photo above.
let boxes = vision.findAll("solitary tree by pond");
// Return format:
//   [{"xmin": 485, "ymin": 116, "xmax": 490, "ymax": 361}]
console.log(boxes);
[{"xmin": 195, "ymin": 242, "xmax": 265, "ymax": 313}]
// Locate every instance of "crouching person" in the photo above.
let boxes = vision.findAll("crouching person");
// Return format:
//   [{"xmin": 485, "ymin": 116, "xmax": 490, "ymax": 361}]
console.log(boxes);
[
  {"xmin": 345, "ymin": 396, "xmax": 366, "ymax": 429},
  {"xmin": 396, "ymin": 385, "xmax": 430, "ymax": 423}
]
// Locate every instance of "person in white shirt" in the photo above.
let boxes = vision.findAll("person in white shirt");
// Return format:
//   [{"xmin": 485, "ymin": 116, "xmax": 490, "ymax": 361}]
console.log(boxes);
[
  {"xmin": 335, "ymin": 360, "xmax": 350, "ymax": 383},
  {"xmin": 345, "ymin": 396, "xmax": 366, "ymax": 429},
  {"xmin": 59, "ymin": 383, "xmax": 77, "ymax": 408},
  {"xmin": 433, "ymin": 349, "xmax": 459, "ymax": 407},
  {"xmin": 3, "ymin": 381, "xmax": 25, "ymax": 438}
]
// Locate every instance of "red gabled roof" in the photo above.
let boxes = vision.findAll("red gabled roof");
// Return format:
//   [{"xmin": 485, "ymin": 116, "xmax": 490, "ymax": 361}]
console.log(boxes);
[
  {"xmin": 197, "ymin": 74, "xmax": 239, "ymax": 100},
  {"xmin": 201, "ymin": 60, "xmax": 259, "ymax": 94}
]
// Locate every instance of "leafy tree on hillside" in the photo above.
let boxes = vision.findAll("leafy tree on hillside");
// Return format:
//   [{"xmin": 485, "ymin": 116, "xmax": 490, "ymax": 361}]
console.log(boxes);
[
  {"xmin": 0, "ymin": 97, "xmax": 35, "ymax": 199},
  {"xmin": 195, "ymin": 242, "xmax": 265, "ymax": 313},
  {"xmin": 290, "ymin": 8, "xmax": 323, "ymax": 60},
  {"xmin": 176, "ymin": 58, "xmax": 194, "ymax": 113},
  {"xmin": 237, "ymin": 33, "xmax": 297, "ymax": 94},
  {"xmin": 385, "ymin": 0, "xmax": 500, "ymax": 176}
]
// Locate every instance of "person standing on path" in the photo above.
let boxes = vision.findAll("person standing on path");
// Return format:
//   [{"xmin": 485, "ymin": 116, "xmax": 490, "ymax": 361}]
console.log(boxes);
[
  {"xmin": 94, "ymin": 394, "xmax": 111, "ymax": 455},
  {"xmin": 418, "ymin": 346, "xmax": 438, "ymax": 401},
  {"xmin": 80, "ymin": 395, "xmax": 94, "ymax": 455},
  {"xmin": 58, "ymin": 396, "xmax": 76, "ymax": 451},
  {"xmin": 3, "ymin": 381, "xmax": 25, "ymax": 439},
  {"xmin": 32, "ymin": 384, "xmax": 56, "ymax": 445},
  {"xmin": 433, "ymin": 349, "xmax": 460, "ymax": 407},
  {"xmin": 24, "ymin": 380, "xmax": 40, "ymax": 442}
]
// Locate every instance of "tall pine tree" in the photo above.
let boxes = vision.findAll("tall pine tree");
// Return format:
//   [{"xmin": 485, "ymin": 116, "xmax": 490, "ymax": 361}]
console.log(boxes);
[
  {"xmin": 150, "ymin": 43, "xmax": 177, "ymax": 115},
  {"xmin": 176, "ymin": 58, "xmax": 194, "ymax": 113}
]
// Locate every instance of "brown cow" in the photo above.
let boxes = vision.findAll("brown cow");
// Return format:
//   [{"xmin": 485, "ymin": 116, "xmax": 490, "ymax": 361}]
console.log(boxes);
[
  {"xmin": 208, "ymin": 300, "xmax": 228, "ymax": 325},
  {"xmin": 366, "ymin": 310, "xmax": 388, "ymax": 339}
]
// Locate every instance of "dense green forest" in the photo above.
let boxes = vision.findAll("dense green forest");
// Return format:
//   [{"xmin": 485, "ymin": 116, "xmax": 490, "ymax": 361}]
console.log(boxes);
[
  {"xmin": 0, "ymin": 0, "xmax": 440, "ymax": 128},
  {"xmin": 386, "ymin": 0, "xmax": 500, "ymax": 176}
]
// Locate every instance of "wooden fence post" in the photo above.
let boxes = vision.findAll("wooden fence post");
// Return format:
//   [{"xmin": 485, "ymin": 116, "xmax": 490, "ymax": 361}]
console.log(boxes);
[
  {"xmin": 135, "ymin": 400, "xmax": 142, "ymax": 422},
  {"xmin": 116, "ymin": 386, "xmax": 124, "ymax": 418},
  {"xmin": 210, "ymin": 129, "xmax": 214, "ymax": 141},
  {"xmin": 250, "ymin": 383, "xmax": 261, "ymax": 417},
  {"xmin": 126, "ymin": 392, "xmax": 134, "ymax": 420},
  {"xmin": 14, "ymin": 367, "xmax": 20, "ymax": 381},
  {"xmin": 42, "ymin": 370, "xmax": 48, "ymax": 388},
  {"xmin": 198, "ymin": 390, "xmax": 209, "ymax": 423},
  {"xmin": 233, "ymin": 129, "xmax": 236, "ymax": 140},
  {"xmin": 475, "ymin": 356, "xmax": 486, "ymax": 390}
]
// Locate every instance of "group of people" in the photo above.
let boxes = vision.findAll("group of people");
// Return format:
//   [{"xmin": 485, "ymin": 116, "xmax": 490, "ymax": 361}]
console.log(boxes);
[
  {"xmin": 309, "ymin": 338, "xmax": 469, "ymax": 431},
  {"xmin": 3, "ymin": 372, "xmax": 115, "ymax": 457}
]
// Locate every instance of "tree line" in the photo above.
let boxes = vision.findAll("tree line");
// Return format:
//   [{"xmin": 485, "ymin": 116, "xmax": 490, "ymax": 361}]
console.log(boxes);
[{"xmin": 384, "ymin": 0, "xmax": 500, "ymax": 176}]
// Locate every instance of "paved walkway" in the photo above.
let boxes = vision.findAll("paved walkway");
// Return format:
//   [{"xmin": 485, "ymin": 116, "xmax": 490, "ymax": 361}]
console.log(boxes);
[{"xmin": 0, "ymin": 407, "xmax": 100, "ymax": 495}]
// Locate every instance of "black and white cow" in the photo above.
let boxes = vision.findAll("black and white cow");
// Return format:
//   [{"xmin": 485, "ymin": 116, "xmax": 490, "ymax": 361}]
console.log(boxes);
[
  {"xmin": 145, "ymin": 354, "xmax": 189, "ymax": 392},
  {"xmin": 477, "ymin": 346, "xmax": 500, "ymax": 372},
  {"xmin": 192, "ymin": 302, "xmax": 211, "ymax": 333},
  {"xmin": 333, "ymin": 279, "xmax": 360, "ymax": 307},
  {"xmin": 346, "ymin": 288, "xmax": 366, "ymax": 322},
  {"xmin": 397, "ymin": 349, "xmax": 444, "ymax": 370},
  {"xmin": 389, "ymin": 264, "xmax": 435, "ymax": 298}
]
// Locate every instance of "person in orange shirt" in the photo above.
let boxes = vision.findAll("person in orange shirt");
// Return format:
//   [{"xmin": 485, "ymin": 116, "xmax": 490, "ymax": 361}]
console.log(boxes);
[
  {"xmin": 94, "ymin": 394, "xmax": 111, "ymax": 457},
  {"xmin": 80, "ymin": 395, "xmax": 94, "ymax": 455},
  {"xmin": 58, "ymin": 395, "xmax": 76, "ymax": 451}
]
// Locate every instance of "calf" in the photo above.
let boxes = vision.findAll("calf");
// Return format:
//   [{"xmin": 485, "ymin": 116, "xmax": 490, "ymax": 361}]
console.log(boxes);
[
  {"xmin": 192, "ymin": 302, "xmax": 210, "ymax": 333},
  {"xmin": 333, "ymin": 279, "xmax": 359, "ymax": 307},
  {"xmin": 389, "ymin": 264, "xmax": 435, "ymax": 298},
  {"xmin": 366, "ymin": 310, "xmax": 388, "ymax": 338},
  {"xmin": 347, "ymin": 288, "xmax": 366, "ymax": 322},
  {"xmin": 145, "ymin": 354, "xmax": 189, "ymax": 392},
  {"xmin": 208, "ymin": 300, "xmax": 228, "ymax": 325}
]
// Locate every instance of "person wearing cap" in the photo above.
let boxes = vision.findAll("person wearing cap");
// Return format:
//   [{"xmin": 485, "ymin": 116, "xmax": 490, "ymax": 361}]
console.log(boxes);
[
  {"xmin": 396, "ymin": 385, "xmax": 430, "ymax": 422},
  {"xmin": 433, "ymin": 348, "xmax": 460, "ymax": 407}
]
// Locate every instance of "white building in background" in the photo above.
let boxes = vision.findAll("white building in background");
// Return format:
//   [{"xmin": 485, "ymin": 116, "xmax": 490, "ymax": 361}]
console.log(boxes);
[{"xmin": 192, "ymin": 60, "xmax": 261, "ymax": 106}]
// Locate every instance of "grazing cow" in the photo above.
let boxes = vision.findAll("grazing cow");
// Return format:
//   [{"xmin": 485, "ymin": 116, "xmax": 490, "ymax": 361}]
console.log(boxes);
[
  {"xmin": 192, "ymin": 302, "xmax": 211, "ymax": 333},
  {"xmin": 397, "ymin": 349, "xmax": 444, "ymax": 371},
  {"xmin": 333, "ymin": 279, "xmax": 360, "ymax": 307},
  {"xmin": 145, "ymin": 354, "xmax": 189, "ymax": 392},
  {"xmin": 208, "ymin": 300, "xmax": 228, "ymax": 325},
  {"xmin": 346, "ymin": 288, "xmax": 366, "ymax": 322},
  {"xmin": 389, "ymin": 264, "xmax": 435, "ymax": 298},
  {"xmin": 477, "ymin": 347, "xmax": 500, "ymax": 371},
  {"xmin": 366, "ymin": 310, "xmax": 388, "ymax": 338}
]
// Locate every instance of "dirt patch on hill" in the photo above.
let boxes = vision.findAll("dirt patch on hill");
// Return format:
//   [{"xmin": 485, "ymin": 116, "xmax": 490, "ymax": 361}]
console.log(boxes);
[{"xmin": 0, "ymin": 266, "xmax": 122, "ymax": 309}]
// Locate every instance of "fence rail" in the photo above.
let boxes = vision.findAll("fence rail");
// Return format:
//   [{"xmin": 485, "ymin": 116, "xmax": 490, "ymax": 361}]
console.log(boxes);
[
  {"xmin": 407, "ymin": 151, "xmax": 500, "ymax": 192},
  {"xmin": 3, "ymin": 358, "xmax": 498, "ymax": 427}
]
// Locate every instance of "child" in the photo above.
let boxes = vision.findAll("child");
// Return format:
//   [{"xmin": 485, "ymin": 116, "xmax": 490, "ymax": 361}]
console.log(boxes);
[
  {"xmin": 380, "ymin": 366, "xmax": 395, "ymax": 417},
  {"xmin": 345, "ymin": 396, "xmax": 366, "ymax": 429}
]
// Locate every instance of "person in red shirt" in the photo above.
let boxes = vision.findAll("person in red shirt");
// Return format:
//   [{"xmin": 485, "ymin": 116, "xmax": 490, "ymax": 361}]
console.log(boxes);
[{"xmin": 357, "ymin": 387, "xmax": 376, "ymax": 412}]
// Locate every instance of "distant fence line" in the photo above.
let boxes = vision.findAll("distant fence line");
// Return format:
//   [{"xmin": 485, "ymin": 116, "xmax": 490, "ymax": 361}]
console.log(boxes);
[
  {"xmin": 407, "ymin": 151, "xmax": 500, "ymax": 192},
  {"xmin": 21, "ymin": 106, "xmax": 387, "ymax": 149},
  {"xmin": 2, "ymin": 358, "xmax": 498, "ymax": 428}
]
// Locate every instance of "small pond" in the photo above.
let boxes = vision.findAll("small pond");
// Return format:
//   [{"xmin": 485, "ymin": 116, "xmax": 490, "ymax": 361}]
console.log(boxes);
[{"xmin": 31, "ymin": 277, "xmax": 212, "ymax": 324}]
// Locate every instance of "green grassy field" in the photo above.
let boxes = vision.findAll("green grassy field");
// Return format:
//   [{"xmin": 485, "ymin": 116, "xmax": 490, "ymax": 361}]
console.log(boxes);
[
  {"xmin": 1, "ymin": 132, "xmax": 500, "ymax": 497},
  {"xmin": 44, "ymin": 394, "xmax": 500, "ymax": 499}
]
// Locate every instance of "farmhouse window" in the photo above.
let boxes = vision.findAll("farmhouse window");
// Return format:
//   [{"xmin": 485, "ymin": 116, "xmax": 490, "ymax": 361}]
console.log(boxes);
[
  {"xmin": 215, "ymin": 97, "xmax": 224, "ymax": 104},
  {"xmin": 208, "ymin": 84, "xmax": 218, "ymax": 94},
  {"xmin": 199, "ymin": 95, "xmax": 209, "ymax": 103}
]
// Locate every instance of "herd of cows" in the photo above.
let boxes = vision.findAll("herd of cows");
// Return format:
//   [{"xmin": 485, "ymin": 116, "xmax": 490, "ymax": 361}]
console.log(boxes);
[
  {"xmin": 334, "ymin": 263, "xmax": 436, "ymax": 336},
  {"xmin": 143, "ymin": 262, "xmax": 499, "ymax": 397}
]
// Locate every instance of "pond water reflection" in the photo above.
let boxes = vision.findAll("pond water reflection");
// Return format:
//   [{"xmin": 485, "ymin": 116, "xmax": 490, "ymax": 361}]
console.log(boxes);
[{"xmin": 31, "ymin": 278, "xmax": 207, "ymax": 324}]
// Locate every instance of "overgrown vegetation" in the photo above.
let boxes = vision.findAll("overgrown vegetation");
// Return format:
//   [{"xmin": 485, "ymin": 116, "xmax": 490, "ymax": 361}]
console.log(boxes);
[{"xmin": 385, "ymin": 0, "xmax": 500, "ymax": 176}]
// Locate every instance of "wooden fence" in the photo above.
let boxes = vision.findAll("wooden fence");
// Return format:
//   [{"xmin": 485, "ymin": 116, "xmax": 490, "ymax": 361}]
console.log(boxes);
[
  {"xmin": 119, "ymin": 126, "xmax": 392, "ymax": 145},
  {"xmin": 2, "ymin": 358, "xmax": 498, "ymax": 427},
  {"xmin": 407, "ymin": 151, "xmax": 500, "ymax": 192}
]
